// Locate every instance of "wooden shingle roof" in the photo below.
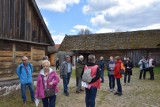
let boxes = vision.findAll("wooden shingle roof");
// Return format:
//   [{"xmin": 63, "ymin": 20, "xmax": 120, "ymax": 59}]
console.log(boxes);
[{"xmin": 59, "ymin": 29, "xmax": 160, "ymax": 51}]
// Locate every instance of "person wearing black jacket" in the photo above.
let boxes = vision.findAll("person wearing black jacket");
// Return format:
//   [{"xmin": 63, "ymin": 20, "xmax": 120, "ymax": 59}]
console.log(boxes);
[
  {"xmin": 81, "ymin": 54, "xmax": 101, "ymax": 107},
  {"xmin": 124, "ymin": 57, "xmax": 133, "ymax": 85}
]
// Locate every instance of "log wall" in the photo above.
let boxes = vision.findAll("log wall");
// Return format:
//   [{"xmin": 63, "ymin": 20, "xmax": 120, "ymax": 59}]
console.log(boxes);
[{"xmin": 0, "ymin": 40, "xmax": 46, "ymax": 77}]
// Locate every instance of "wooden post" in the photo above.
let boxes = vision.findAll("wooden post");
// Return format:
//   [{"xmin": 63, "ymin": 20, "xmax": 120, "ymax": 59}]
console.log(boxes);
[
  {"xmin": 31, "ymin": 46, "xmax": 33, "ymax": 61},
  {"xmin": 13, "ymin": 43, "xmax": 16, "ymax": 63}
]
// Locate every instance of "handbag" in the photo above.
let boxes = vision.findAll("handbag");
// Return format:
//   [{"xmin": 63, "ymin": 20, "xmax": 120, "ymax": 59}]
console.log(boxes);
[
  {"xmin": 44, "ymin": 88, "xmax": 55, "ymax": 97},
  {"xmin": 41, "ymin": 75, "xmax": 55, "ymax": 97}
]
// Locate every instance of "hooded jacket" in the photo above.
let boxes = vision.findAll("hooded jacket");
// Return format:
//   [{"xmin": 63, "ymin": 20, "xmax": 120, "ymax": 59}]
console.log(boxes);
[
  {"xmin": 16, "ymin": 63, "xmax": 33, "ymax": 84},
  {"xmin": 35, "ymin": 68, "xmax": 60, "ymax": 98},
  {"xmin": 114, "ymin": 60, "xmax": 122, "ymax": 78},
  {"xmin": 76, "ymin": 60, "xmax": 85, "ymax": 78}
]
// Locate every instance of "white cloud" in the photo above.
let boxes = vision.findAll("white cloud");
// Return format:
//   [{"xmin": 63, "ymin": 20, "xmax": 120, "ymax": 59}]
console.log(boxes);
[
  {"xmin": 35, "ymin": 0, "xmax": 80, "ymax": 12},
  {"xmin": 83, "ymin": 0, "xmax": 160, "ymax": 32},
  {"xmin": 70, "ymin": 29, "xmax": 76, "ymax": 33},
  {"xmin": 90, "ymin": 14, "xmax": 110, "ymax": 27},
  {"xmin": 73, "ymin": 25, "xmax": 90, "ymax": 30},
  {"xmin": 51, "ymin": 35, "xmax": 65, "ymax": 44},
  {"xmin": 96, "ymin": 28, "xmax": 114, "ymax": 33},
  {"xmin": 83, "ymin": 0, "xmax": 157, "ymax": 15},
  {"xmin": 130, "ymin": 23, "xmax": 160, "ymax": 31}
]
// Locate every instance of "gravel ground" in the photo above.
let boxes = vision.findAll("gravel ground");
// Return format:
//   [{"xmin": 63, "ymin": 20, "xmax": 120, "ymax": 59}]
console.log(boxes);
[
  {"xmin": 0, "ymin": 68, "xmax": 160, "ymax": 107},
  {"xmin": 56, "ymin": 69, "xmax": 160, "ymax": 107}
]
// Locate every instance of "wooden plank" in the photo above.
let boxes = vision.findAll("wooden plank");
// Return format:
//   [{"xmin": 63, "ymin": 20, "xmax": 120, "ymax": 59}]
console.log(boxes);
[
  {"xmin": 0, "ymin": 40, "xmax": 13, "ymax": 51},
  {"xmin": 16, "ymin": 43, "xmax": 31, "ymax": 51},
  {"xmin": 32, "ymin": 49, "xmax": 45, "ymax": 54},
  {"xmin": 0, "ymin": 68, "xmax": 13, "ymax": 75},
  {"xmin": 31, "ymin": 61, "xmax": 42, "ymax": 66},
  {"xmin": 15, "ymin": 51, "xmax": 31, "ymax": 56},
  {"xmin": 32, "ymin": 54, "xmax": 45, "ymax": 60},
  {"xmin": 0, "ymin": 57, "xmax": 12, "ymax": 62},
  {"xmin": 0, "ymin": 62, "xmax": 12, "ymax": 69},
  {"xmin": 0, "ymin": 51, "xmax": 13, "ymax": 57},
  {"xmin": 33, "ymin": 46, "xmax": 46, "ymax": 50}
]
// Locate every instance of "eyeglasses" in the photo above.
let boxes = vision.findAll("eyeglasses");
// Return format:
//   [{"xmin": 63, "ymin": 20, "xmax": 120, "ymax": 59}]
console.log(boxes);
[{"xmin": 22, "ymin": 60, "xmax": 27, "ymax": 61}]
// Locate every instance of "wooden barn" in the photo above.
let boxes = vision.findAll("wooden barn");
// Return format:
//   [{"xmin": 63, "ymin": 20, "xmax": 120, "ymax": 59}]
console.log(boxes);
[
  {"xmin": 59, "ymin": 29, "xmax": 160, "ymax": 66},
  {"xmin": 0, "ymin": 0, "xmax": 55, "ymax": 77}
]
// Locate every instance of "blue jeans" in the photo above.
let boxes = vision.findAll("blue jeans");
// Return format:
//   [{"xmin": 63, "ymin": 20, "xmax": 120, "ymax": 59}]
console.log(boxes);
[
  {"xmin": 100, "ymin": 69, "xmax": 104, "ymax": 82},
  {"xmin": 108, "ymin": 75, "xmax": 115, "ymax": 89},
  {"xmin": 85, "ymin": 87, "xmax": 97, "ymax": 107},
  {"xmin": 116, "ymin": 78, "xmax": 122, "ymax": 93},
  {"xmin": 124, "ymin": 74, "xmax": 131, "ymax": 83},
  {"xmin": 21, "ymin": 83, "xmax": 35, "ymax": 102},
  {"xmin": 63, "ymin": 72, "xmax": 71, "ymax": 93},
  {"xmin": 42, "ymin": 95, "xmax": 56, "ymax": 107}
]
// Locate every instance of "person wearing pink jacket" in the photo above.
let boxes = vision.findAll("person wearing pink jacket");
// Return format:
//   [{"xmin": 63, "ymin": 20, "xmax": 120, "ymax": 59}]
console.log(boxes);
[{"xmin": 35, "ymin": 60, "xmax": 60, "ymax": 107}]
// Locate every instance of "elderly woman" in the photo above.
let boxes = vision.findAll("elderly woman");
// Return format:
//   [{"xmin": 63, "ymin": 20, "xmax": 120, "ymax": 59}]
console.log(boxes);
[
  {"xmin": 35, "ymin": 60, "xmax": 60, "ymax": 107},
  {"xmin": 81, "ymin": 54, "xmax": 101, "ymax": 107}
]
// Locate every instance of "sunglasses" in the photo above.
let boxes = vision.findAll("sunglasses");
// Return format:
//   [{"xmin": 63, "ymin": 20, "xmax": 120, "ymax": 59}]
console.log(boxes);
[{"xmin": 22, "ymin": 60, "xmax": 27, "ymax": 61}]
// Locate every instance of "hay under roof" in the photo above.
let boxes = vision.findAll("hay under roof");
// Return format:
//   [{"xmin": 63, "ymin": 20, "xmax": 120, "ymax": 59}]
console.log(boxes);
[{"xmin": 59, "ymin": 29, "xmax": 160, "ymax": 52}]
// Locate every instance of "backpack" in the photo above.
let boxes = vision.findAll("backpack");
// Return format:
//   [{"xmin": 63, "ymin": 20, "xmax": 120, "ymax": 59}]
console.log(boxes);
[
  {"xmin": 142, "ymin": 61, "xmax": 146, "ymax": 69},
  {"xmin": 152, "ymin": 59, "xmax": 156, "ymax": 65},
  {"xmin": 82, "ymin": 66, "xmax": 93, "ymax": 83},
  {"xmin": 19, "ymin": 63, "xmax": 32, "ymax": 74},
  {"xmin": 120, "ymin": 62, "xmax": 125, "ymax": 74}
]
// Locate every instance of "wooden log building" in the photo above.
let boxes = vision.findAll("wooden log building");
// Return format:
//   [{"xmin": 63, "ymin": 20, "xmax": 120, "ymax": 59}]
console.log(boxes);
[
  {"xmin": 0, "ymin": 0, "xmax": 55, "ymax": 77},
  {"xmin": 59, "ymin": 29, "xmax": 160, "ymax": 66}
]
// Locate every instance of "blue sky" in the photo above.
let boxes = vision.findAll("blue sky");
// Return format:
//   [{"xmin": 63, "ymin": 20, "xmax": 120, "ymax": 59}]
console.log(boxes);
[{"xmin": 35, "ymin": 0, "xmax": 160, "ymax": 44}]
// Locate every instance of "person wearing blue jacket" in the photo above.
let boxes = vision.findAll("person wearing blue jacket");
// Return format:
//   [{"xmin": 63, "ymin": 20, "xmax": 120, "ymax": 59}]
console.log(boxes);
[{"xmin": 16, "ymin": 56, "xmax": 35, "ymax": 106}]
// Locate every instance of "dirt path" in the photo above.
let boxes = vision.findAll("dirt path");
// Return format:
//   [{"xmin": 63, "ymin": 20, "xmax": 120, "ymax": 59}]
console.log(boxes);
[{"xmin": 56, "ymin": 68, "xmax": 160, "ymax": 107}]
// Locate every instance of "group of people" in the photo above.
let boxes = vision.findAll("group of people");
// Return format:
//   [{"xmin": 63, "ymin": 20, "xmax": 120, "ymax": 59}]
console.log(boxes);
[
  {"xmin": 16, "ymin": 56, "xmax": 60, "ymax": 107},
  {"xmin": 16, "ymin": 53, "xmax": 156, "ymax": 107},
  {"xmin": 99, "ymin": 56, "xmax": 133, "ymax": 96},
  {"xmin": 74, "ymin": 55, "xmax": 132, "ymax": 107},
  {"xmin": 138, "ymin": 54, "xmax": 156, "ymax": 80}
]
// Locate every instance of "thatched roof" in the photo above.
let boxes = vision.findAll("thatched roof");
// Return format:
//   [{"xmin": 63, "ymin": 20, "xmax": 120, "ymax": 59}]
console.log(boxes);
[
  {"xmin": 48, "ymin": 44, "xmax": 61, "ymax": 53},
  {"xmin": 59, "ymin": 29, "xmax": 160, "ymax": 52}
]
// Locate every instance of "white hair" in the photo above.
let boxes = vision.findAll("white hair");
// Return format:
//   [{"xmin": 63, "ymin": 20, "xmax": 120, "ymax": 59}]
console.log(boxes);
[
  {"xmin": 78, "ymin": 55, "xmax": 84, "ymax": 61},
  {"xmin": 42, "ymin": 60, "xmax": 50, "ymax": 67}
]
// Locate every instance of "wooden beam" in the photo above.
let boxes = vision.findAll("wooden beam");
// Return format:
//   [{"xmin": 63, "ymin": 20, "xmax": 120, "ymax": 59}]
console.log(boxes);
[
  {"xmin": 16, "ymin": 51, "xmax": 31, "ymax": 57},
  {"xmin": 0, "ymin": 51, "xmax": 12, "ymax": 57},
  {"xmin": 0, "ymin": 57, "xmax": 12, "ymax": 62},
  {"xmin": 0, "ymin": 37, "xmax": 51, "ymax": 46},
  {"xmin": 0, "ymin": 62, "xmax": 12, "ymax": 69}
]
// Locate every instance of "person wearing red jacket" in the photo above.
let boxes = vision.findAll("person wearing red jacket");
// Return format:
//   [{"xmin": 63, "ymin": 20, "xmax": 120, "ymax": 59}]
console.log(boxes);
[{"xmin": 114, "ymin": 56, "xmax": 122, "ymax": 96}]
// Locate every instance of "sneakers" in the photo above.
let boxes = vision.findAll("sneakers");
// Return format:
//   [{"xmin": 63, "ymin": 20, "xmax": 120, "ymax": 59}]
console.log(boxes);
[
  {"xmin": 76, "ymin": 90, "xmax": 80, "ymax": 93},
  {"xmin": 64, "ymin": 92, "xmax": 69, "ymax": 96},
  {"xmin": 80, "ymin": 89, "xmax": 84, "ymax": 91},
  {"xmin": 114, "ymin": 92, "xmax": 122, "ymax": 96},
  {"xmin": 108, "ymin": 89, "xmax": 113, "ymax": 92}
]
